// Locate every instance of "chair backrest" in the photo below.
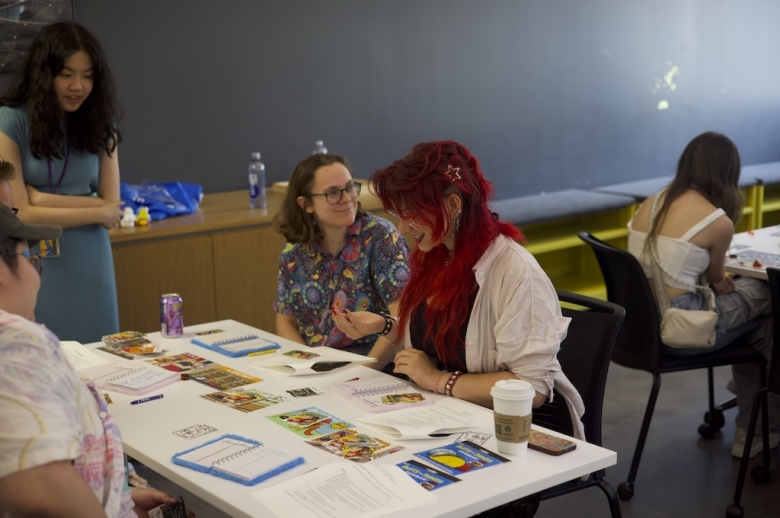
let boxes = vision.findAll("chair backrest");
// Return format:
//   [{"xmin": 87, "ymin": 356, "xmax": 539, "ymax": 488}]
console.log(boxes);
[
  {"xmin": 762, "ymin": 268, "xmax": 780, "ymax": 395},
  {"xmin": 579, "ymin": 231, "xmax": 663, "ymax": 371},
  {"xmin": 557, "ymin": 290, "xmax": 625, "ymax": 447}
]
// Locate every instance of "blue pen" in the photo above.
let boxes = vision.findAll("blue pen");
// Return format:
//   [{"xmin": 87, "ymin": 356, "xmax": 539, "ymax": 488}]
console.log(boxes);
[{"xmin": 131, "ymin": 394, "xmax": 164, "ymax": 405}]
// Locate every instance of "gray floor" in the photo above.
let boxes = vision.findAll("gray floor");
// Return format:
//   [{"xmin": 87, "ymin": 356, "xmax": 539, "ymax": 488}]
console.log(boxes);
[{"xmin": 135, "ymin": 364, "xmax": 778, "ymax": 518}]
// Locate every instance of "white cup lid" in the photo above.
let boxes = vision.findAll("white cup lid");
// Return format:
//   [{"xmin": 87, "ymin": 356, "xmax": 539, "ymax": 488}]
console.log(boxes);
[{"xmin": 491, "ymin": 379, "xmax": 535, "ymax": 400}]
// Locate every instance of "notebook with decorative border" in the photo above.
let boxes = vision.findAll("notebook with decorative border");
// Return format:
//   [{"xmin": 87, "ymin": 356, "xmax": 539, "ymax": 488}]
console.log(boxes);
[{"xmin": 190, "ymin": 329, "xmax": 280, "ymax": 357}]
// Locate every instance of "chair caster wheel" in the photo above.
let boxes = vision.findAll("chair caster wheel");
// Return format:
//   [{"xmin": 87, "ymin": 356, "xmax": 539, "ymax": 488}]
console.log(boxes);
[
  {"xmin": 704, "ymin": 409, "xmax": 725, "ymax": 429},
  {"xmin": 617, "ymin": 482, "xmax": 634, "ymax": 501},
  {"xmin": 751, "ymin": 465, "xmax": 771, "ymax": 484},
  {"xmin": 726, "ymin": 504, "xmax": 744, "ymax": 518},
  {"xmin": 698, "ymin": 423, "xmax": 718, "ymax": 439}
]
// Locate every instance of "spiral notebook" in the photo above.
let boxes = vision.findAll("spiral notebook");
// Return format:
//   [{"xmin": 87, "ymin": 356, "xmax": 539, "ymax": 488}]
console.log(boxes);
[
  {"xmin": 87, "ymin": 363, "xmax": 179, "ymax": 395},
  {"xmin": 191, "ymin": 330, "xmax": 280, "ymax": 357},
  {"xmin": 333, "ymin": 376, "xmax": 432, "ymax": 413},
  {"xmin": 172, "ymin": 434, "xmax": 304, "ymax": 485}
]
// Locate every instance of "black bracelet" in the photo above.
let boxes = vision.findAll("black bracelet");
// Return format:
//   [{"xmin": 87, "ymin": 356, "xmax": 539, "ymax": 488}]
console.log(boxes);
[{"xmin": 378, "ymin": 314, "xmax": 395, "ymax": 337}]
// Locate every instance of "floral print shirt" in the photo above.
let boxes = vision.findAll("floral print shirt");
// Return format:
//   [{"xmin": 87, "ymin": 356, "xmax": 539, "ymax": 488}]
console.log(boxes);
[
  {"xmin": 275, "ymin": 213, "xmax": 410, "ymax": 353},
  {"xmin": 0, "ymin": 311, "xmax": 135, "ymax": 517}
]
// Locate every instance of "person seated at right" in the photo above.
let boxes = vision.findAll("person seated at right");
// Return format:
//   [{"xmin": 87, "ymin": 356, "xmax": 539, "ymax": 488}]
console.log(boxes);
[
  {"xmin": 272, "ymin": 153, "xmax": 410, "ymax": 369},
  {"xmin": 627, "ymin": 131, "xmax": 779, "ymax": 458}
]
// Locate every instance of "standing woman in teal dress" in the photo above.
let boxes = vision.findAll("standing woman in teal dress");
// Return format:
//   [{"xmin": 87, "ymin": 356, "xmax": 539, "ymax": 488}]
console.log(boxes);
[{"xmin": 0, "ymin": 22, "xmax": 124, "ymax": 342}]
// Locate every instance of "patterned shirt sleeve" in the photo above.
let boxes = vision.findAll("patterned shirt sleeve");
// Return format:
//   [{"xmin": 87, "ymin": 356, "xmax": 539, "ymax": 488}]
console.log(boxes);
[
  {"xmin": 368, "ymin": 216, "xmax": 411, "ymax": 305},
  {"xmin": 274, "ymin": 243, "xmax": 295, "ymax": 315}
]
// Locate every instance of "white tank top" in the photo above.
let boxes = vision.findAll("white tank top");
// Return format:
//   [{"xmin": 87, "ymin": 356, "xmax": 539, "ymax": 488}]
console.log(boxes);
[{"xmin": 627, "ymin": 208, "xmax": 726, "ymax": 291}]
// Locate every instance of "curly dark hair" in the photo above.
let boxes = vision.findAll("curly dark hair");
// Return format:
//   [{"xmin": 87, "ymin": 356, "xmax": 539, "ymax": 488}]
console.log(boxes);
[{"xmin": 0, "ymin": 22, "xmax": 122, "ymax": 160}]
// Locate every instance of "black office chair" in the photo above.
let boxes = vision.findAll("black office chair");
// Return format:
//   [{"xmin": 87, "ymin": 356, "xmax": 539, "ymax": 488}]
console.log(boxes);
[
  {"xmin": 532, "ymin": 290, "xmax": 625, "ymax": 518},
  {"xmin": 579, "ymin": 232, "xmax": 768, "ymax": 501},
  {"xmin": 726, "ymin": 267, "xmax": 780, "ymax": 518}
]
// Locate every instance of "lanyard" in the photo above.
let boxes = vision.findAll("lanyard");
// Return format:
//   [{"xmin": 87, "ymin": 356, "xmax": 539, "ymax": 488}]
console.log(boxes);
[{"xmin": 47, "ymin": 147, "xmax": 70, "ymax": 193}]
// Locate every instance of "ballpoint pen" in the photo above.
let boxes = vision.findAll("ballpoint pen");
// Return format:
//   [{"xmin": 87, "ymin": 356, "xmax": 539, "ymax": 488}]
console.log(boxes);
[{"xmin": 131, "ymin": 394, "xmax": 164, "ymax": 405}]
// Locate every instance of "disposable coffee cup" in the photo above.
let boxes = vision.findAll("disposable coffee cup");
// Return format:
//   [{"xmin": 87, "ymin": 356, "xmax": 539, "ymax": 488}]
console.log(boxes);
[{"xmin": 491, "ymin": 379, "xmax": 535, "ymax": 455}]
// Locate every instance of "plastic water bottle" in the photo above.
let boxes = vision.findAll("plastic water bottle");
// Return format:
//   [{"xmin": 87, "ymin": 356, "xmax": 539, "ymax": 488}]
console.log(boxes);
[
  {"xmin": 312, "ymin": 140, "xmax": 328, "ymax": 154},
  {"xmin": 248, "ymin": 152, "xmax": 266, "ymax": 209}
]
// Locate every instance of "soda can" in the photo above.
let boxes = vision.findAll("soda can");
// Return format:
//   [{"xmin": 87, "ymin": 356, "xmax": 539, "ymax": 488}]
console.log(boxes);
[{"xmin": 160, "ymin": 293, "xmax": 183, "ymax": 337}]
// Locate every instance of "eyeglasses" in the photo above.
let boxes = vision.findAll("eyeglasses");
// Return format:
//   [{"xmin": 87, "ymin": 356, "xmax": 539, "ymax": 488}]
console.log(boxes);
[
  {"xmin": 11, "ymin": 207, "xmax": 18, "ymax": 215},
  {"xmin": 2, "ymin": 249, "xmax": 42, "ymax": 275},
  {"xmin": 309, "ymin": 182, "xmax": 361, "ymax": 205},
  {"xmin": 387, "ymin": 209, "xmax": 425, "ymax": 229}
]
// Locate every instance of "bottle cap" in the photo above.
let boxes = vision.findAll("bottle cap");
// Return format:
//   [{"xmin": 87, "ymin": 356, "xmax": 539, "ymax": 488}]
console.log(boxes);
[{"xmin": 251, "ymin": 152, "xmax": 261, "ymax": 160}]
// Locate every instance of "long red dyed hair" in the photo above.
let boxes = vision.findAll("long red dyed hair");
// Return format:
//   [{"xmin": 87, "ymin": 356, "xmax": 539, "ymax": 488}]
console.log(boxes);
[{"xmin": 371, "ymin": 140, "xmax": 522, "ymax": 368}]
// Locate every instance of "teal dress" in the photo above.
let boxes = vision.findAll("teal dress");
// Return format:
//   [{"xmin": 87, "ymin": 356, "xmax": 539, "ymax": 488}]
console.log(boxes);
[{"xmin": 0, "ymin": 105, "xmax": 119, "ymax": 343}]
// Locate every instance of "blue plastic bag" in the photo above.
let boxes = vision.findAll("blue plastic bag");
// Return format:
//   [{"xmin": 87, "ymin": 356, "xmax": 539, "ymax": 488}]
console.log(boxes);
[{"xmin": 120, "ymin": 181, "xmax": 203, "ymax": 221}]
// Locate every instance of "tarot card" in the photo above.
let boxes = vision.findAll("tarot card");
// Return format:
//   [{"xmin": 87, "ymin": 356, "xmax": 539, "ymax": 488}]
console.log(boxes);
[
  {"xmin": 283, "ymin": 350, "xmax": 321, "ymax": 360},
  {"xmin": 267, "ymin": 407, "xmax": 354, "ymax": 438},
  {"xmin": 102, "ymin": 331, "xmax": 147, "ymax": 347},
  {"xmin": 201, "ymin": 387, "xmax": 288, "ymax": 413},
  {"xmin": 146, "ymin": 352, "xmax": 214, "ymax": 372},
  {"xmin": 397, "ymin": 460, "xmax": 461, "ymax": 490},
  {"xmin": 455, "ymin": 431, "xmax": 492, "ymax": 446},
  {"xmin": 307, "ymin": 429, "xmax": 403, "ymax": 462},
  {"xmin": 414, "ymin": 441, "xmax": 510, "ymax": 476},
  {"xmin": 286, "ymin": 386, "xmax": 325, "ymax": 398},
  {"xmin": 188, "ymin": 365, "xmax": 262, "ymax": 390},
  {"xmin": 173, "ymin": 424, "xmax": 218, "ymax": 440},
  {"xmin": 381, "ymin": 392, "xmax": 426, "ymax": 405}
]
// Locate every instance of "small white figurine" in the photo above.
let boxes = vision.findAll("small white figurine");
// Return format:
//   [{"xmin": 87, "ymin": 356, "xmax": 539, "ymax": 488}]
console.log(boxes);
[{"xmin": 120, "ymin": 207, "xmax": 136, "ymax": 228}]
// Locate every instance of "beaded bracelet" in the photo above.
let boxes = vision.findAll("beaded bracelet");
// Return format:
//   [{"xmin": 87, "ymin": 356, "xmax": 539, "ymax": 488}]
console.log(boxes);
[
  {"xmin": 377, "ymin": 314, "xmax": 396, "ymax": 337},
  {"xmin": 433, "ymin": 370, "xmax": 449, "ymax": 395},
  {"xmin": 444, "ymin": 370, "xmax": 464, "ymax": 397}
]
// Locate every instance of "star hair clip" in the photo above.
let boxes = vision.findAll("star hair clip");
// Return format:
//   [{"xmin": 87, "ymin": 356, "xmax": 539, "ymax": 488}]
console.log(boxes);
[{"xmin": 445, "ymin": 165, "xmax": 462, "ymax": 182}]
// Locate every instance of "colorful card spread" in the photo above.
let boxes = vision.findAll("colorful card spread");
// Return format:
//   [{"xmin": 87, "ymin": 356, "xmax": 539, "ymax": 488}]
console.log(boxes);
[
  {"xmin": 413, "ymin": 441, "xmax": 510, "ymax": 476},
  {"xmin": 188, "ymin": 365, "xmax": 262, "ymax": 390},
  {"xmin": 201, "ymin": 388, "xmax": 288, "ymax": 413},
  {"xmin": 146, "ymin": 352, "xmax": 215, "ymax": 372},
  {"xmin": 267, "ymin": 407, "xmax": 354, "ymax": 438},
  {"xmin": 102, "ymin": 331, "xmax": 146, "ymax": 347},
  {"xmin": 397, "ymin": 459, "xmax": 461, "ymax": 490},
  {"xmin": 98, "ymin": 342, "xmax": 166, "ymax": 360},
  {"xmin": 306, "ymin": 429, "xmax": 404, "ymax": 462}
]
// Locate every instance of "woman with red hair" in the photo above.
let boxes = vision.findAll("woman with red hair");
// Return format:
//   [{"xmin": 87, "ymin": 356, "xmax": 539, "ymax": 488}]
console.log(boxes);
[{"xmin": 333, "ymin": 140, "xmax": 584, "ymax": 441}]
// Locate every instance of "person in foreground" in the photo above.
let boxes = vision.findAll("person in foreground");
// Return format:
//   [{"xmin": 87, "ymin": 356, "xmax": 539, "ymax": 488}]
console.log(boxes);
[
  {"xmin": 627, "ymin": 131, "xmax": 779, "ymax": 458},
  {"xmin": 0, "ymin": 205, "xmax": 191, "ymax": 517},
  {"xmin": 273, "ymin": 153, "xmax": 410, "ymax": 368},
  {"xmin": 0, "ymin": 21, "xmax": 124, "ymax": 343}
]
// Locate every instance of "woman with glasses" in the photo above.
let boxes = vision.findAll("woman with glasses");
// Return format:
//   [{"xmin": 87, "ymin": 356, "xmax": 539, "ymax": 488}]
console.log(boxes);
[
  {"xmin": 273, "ymin": 153, "xmax": 410, "ymax": 367},
  {"xmin": 0, "ymin": 22, "xmax": 123, "ymax": 343}
]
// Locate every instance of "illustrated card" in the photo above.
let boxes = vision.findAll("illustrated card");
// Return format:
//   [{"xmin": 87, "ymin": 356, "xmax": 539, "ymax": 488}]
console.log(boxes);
[
  {"xmin": 146, "ymin": 352, "xmax": 215, "ymax": 372},
  {"xmin": 267, "ymin": 407, "xmax": 354, "ymax": 438},
  {"xmin": 397, "ymin": 459, "xmax": 461, "ymax": 490},
  {"xmin": 188, "ymin": 365, "xmax": 262, "ymax": 390},
  {"xmin": 172, "ymin": 424, "xmax": 218, "ymax": 440},
  {"xmin": 201, "ymin": 387, "xmax": 288, "ymax": 413},
  {"xmin": 98, "ymin": 342, "xmax": 166, "ymax": 360},
  {"xmin": 102, "ymin": 331, "xmax": 147, "ymax": 347},
  {"xmin": 286, "ymin": 386, "xmax": 325, "ymax": 398},
  {"xmin": 283, "ymin": 350, "xmax": 321, "ymax": 360},
  {"xmin": 306, "ymin": 429, "xmax": 403, "ymax": 462},
  {"xmin": 455, "ymin": 431, "xmax": 492, "ymax": 446},
  {"xmin": 414, "ymin": 441, "xmax": 510, "ymax": 476}
]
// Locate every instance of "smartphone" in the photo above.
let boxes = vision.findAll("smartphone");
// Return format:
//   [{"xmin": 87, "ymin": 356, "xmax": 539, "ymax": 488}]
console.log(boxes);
[
  {"xmin": 149, "ymin": 497, "xmax": 188, "ymax": 518},
  {"xmin": 528, "ymin": 430, "xmax": 577, "ymax": 456}
]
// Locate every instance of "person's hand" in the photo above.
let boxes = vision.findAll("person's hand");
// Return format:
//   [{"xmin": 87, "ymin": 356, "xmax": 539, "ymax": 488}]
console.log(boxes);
[
  {"xmin": 25, "ymin": 184, "xmax": 42, "ymax": 205},
  {"xmin": 332, "ymin": 309, "xmax": 384, "ymax": 340},
  {"xmin": 131, "ymin": 487, "xmax": 195, "ymax": 517},
  {"xmin": 97, "ymin": 200, "xmax": 124, "ymax": 229},
  {"xmin": 393, "ymin": 348, "xmax": 440, "ymax": 391},
  {"xmin": 711, "ymin": 275, "xmax": 735, "ymax": 296}
]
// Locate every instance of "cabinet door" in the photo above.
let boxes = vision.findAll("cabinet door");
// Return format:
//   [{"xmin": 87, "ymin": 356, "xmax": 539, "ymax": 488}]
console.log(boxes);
[
  {"xmin": 212, "ymin": 226, "xmax": 287, "ymax": 332},
  {"xmin": 112, "ymin": 235, "xmax": 216, "ymax": 332}
]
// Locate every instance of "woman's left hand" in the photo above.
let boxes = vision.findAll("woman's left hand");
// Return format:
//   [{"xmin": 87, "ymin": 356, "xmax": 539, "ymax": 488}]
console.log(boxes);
[{"xmin": 393, "ymin": 349, "xmax": 440, "ymax": 391}]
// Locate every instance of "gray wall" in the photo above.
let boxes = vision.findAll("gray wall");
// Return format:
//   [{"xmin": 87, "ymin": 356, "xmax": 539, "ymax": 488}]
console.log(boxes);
[{"xmin": 4, "ymin": 0, "xmax": 780, "ymax": 198}]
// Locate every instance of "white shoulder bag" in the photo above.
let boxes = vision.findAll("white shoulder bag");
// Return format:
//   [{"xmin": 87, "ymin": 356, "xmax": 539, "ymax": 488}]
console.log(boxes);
[{"xmin": 647, "ymin": 192, "xmax": 718, "ymax": 349}]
